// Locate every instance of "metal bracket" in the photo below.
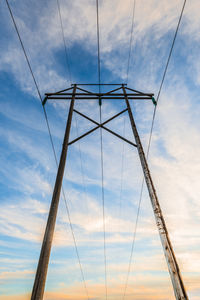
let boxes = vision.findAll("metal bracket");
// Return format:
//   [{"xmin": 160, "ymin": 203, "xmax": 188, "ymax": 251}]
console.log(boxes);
[{"xmin": 42, "ymin": 84, "xmax": 154, "ymax": 104}]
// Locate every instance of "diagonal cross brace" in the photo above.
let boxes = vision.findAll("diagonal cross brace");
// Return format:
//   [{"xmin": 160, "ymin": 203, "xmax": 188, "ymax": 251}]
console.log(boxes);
[{"xmin": 68, "ymin": 109, "xmax": 137, "ymax": 147}]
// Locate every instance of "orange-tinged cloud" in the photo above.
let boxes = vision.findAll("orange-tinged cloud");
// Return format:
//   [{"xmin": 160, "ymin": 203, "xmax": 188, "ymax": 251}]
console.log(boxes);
[
  {"xmin": 0, "ymin": 269, "xmax": 33, "ymax": 280},
  {"xmin": 0, "ymin": 295, "xmax": 29, "ymax": 300},
  {"xmin": 1, "ymin": 275, "xmax": 200, "ymax": 300}
]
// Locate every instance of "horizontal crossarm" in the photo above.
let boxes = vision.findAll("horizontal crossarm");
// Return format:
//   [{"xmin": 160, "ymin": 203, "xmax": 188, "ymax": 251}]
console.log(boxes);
[
  {"xmin": 45, "ymin": 96, "xmax": 152, "ymax": 100},
  {"xmin": 42, "ymin": 84, "xmax": 154, "ymax": 105}
]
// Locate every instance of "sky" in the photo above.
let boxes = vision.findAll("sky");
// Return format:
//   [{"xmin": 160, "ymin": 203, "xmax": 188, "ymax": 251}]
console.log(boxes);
[{"xmin": 0, "ymin": 0, "xmax": 200, "ymax": 299}]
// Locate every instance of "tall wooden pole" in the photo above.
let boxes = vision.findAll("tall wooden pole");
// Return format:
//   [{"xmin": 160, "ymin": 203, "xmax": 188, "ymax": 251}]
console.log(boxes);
[
  {"xmin": 122, "ymin": 86, "xmax": 188, "ymax": 300},
  {"xmin": 31, "ymin": 85, "xmax": 77, "ymax": 300}
]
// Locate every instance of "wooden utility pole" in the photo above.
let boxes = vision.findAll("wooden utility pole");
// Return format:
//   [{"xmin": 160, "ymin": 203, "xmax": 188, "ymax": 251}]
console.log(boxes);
[
  {"xmin": 31, "ymin": 83, "xmax": 188, "ymax": 300},
  {"xmin": 31, "ymin": 85, "xmax": 76, "ymax": 300},
  {"xmin": 123, "ymin": 86, "xmax": 188, "ymax": 300}
]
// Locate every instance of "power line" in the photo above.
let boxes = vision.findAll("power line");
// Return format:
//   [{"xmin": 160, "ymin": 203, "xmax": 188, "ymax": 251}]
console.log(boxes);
[
  {"xmin": 5, "ymin": 0, "xmax": 57, "ymax": 164},
  {"xmin": 62, "ymin": 188, "xmax": 89, "ymax": 300},
  {"xmin": 146, "ymin": 0, "xmax": 187, "ymax": 155},
  {"xmin": 56, "ymin": 0, "xmax": 72, "ymax": 83},
  {"xmin": 96, "ymin": 1, "xmax": 107, "ymax": 299},
  {"xmin": 156, "ymin": 0, "xmax": 187, "ymax": 107},
  {"xmin": 119, "ymin": 115, "xmax": 126, "ymax": 228},
  {"xmin": 57, "ymin": 2, "xmax": 90, "ymax": 294},
  {"xmin": 74, "ymin": 113, "xmax": 90, "ymax": 229},
  {"xmin": 122, "ymin": 176, "xmax": 144, "ymax": 300},
  {"xmin": 57, "ymin": 0, "xmax": 90, "ymax": 240},
  {"xmin": 5, "ymin": 1, "xmax": 89, "ymax": 298},
  {"xmin": 117, "ymin": 114, "xmax": 126, "ymax": 290},
  {"xmin": 96, "ymin": 0, "xmax": 101, "ymax": 91},
  {"xmin": 58, "ymin": 0, "xmax": 94, "ymax": 234},
  {"xmin": 61, "ymin": 148, "xmax": 89, "ymax": 299},
  {"xmin": 126, "ymin": 0, "xmax": 136, "ymax": 84},
  {"xmin": 99, "ymin": 111, "xmax": 107, "ymax": 300},
  {"xmin": 122, "ymin": 0, "xmax": 187, "ymax": 298},
  {"xmin": 56, "ymin": 1, "xmax": 90, "ymax": 298}
]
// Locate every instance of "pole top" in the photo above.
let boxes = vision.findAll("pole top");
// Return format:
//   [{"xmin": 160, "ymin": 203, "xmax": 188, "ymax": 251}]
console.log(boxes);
[{"xmin": 43, "ymin": 84, "xmax": 155, "ymax": 106}]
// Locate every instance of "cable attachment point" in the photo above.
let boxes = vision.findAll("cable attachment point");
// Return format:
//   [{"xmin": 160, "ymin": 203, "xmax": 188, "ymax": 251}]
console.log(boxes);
[
  {"xmin": 152, "ymin": 96, "xmax": 157, "ymax": 106},
  {"xmin": 42, "ymin": 96, "xmax": 48, "ymax": 106},
  {"xmin": 99, "ymin": 96, "xmax": 102, "ymax": 106}
]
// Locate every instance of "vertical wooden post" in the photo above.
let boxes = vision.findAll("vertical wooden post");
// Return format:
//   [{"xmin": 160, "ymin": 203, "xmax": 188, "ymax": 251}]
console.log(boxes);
[
  {"xmin": 31, "ymin": 85, "xmax": 77, "ymax": 300},
  {"xmin": 122, "ymin": 86, "xmax": 188, "ymax": 300}
]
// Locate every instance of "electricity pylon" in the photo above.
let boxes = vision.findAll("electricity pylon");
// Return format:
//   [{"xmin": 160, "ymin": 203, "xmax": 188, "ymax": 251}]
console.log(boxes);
[{"xmin": 31, "ymin": 84, "xmax": 188, "ymax": 300}]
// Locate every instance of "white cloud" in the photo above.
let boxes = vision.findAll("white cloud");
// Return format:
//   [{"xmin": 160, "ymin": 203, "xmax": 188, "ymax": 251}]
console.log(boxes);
[
  {"xmin": 0, "ymin": 269, "xmax": 33, "ymax": 280},
  {"xmin": 1, "ymin": 0, "xmax": 200, "ymax": 298},
  {"xmin": 1, "ymin": 0, "xmax": 196, "ymax": 95}
]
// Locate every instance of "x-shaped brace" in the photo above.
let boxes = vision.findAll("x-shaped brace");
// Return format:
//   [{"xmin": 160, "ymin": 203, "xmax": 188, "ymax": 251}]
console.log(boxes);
[{"xmin": 68, "ymin": 108, "xmax": 137, "ymax": 147}]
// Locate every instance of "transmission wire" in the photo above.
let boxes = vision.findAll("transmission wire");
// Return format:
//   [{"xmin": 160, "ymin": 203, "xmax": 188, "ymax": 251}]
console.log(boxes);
[
  {"xmin": 56, "ymin": 1, "xmax": 90, "ymax": 298},
  {"xmin": 57, "ymin": 0, "xmax": 90, "ymax": 231},
  {"xmin": 74, "ymin": 116, "xmax": 87, "ymax": 194},
  {"xmin": 74, "ymin": 113, "xmax": 90, "ymax": 225},
  {"xmin": 100, "ymin": 108, "xmax": 107, "ymax": 300},
  {"xmin": 56, "ymin": 0, "xmax": 72, "ymax": 83},
  {"xmin": 96, "ymin": 0, "xmax": 101, "ymax": 92},
  {"xmin": 96, "ymin": 1, "xmax": 107, "ymax": 299},
  {"xmin": 6, "ymin": 1, "xmax": 89, "ymax": 299},
  {"xmin": 126, "ymin": 0, "xmax": 136, "ymax": 84},
  {"xmin": 122, "ymin": 0, "xmax": 187, "ymax": 298},
  {"xmin": 5, "ymin": 0, "xmax": 57, "ymax": 164},
  {"xmin": 118, "ymin": 115, "xmax": 126, "ymax": 229}
]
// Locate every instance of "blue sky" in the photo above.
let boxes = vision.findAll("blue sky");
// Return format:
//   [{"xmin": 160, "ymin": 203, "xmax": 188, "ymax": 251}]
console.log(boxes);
[{"xmin": 1, "ymin": 0, "xmax": 200, "ymax": 299}]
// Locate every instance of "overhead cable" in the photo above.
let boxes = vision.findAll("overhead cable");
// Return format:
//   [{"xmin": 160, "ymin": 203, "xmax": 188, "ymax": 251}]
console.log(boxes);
[
  {"xmin": 126, "ymin": 0, "xmax": 136, "ymax": 84},
  {"xmin": 96, "ymin": 0, "xmax": 101, "ymax": 92},
  {"xmin": 6, "ymin": 1, "xmax": 89, "ymax": 299},
  {"xmin": 56, "ymin": 0, "xmax": 72, "ymax": 83},
  {"xmin": 56, "ymin": 0, "xmax": 90, "ymax": 297},
  {"xmin": 119, "ymin": 115, "xmax": 126, "ymax": 226},
  {"xmin": 96, "ymin": 1, "xmax": 108, "ymax": 299}
]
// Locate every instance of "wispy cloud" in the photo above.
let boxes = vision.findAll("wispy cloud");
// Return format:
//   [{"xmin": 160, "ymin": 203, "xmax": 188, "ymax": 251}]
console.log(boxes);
[{"xmin": 1, "ymin": 0, "xmax": 200, "ymax": 298}]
